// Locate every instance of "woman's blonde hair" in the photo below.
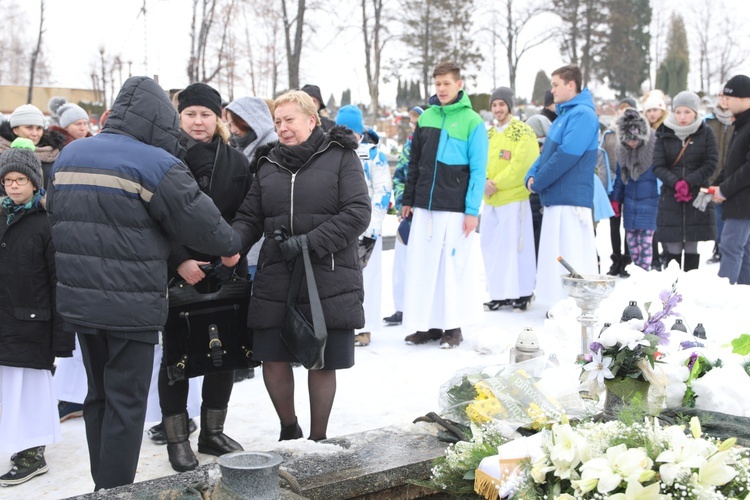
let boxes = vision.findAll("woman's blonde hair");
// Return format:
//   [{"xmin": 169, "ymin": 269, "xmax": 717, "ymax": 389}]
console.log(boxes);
[
  {"xmin": 215, "ymin": 118, "xmax": 231, "ymax": 143},
  {"xmin": 274, "ymin": 90, "xmax": 321, "ymax": 127}
]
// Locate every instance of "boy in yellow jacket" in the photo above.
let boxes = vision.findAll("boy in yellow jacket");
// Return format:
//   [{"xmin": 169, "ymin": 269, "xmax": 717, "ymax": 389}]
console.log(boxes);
[{"xmin": 481, "ymin": 87, "xmax": 539, "ymax": 311}]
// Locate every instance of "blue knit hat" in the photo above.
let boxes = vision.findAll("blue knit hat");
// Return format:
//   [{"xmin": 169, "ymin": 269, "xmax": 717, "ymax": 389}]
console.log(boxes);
[{"xmin": 335, "ymin": 105, "xmax": 363, "ymax": 135}]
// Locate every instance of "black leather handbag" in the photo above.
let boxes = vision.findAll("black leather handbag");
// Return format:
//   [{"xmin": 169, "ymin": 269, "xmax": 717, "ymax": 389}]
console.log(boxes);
[
  {"xmin": 163, "ymin": 268, "xmax": 259, "ymax": 384},
  {"xmin": 280, "ymin": 235, "xmax": 328, "ymax": 370}
]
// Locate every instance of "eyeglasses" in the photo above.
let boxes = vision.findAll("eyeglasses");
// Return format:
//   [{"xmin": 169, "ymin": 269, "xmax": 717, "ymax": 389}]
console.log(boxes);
[{"xmin": 1, "ymin": 177, "xmax": 30, "ymax": 186}]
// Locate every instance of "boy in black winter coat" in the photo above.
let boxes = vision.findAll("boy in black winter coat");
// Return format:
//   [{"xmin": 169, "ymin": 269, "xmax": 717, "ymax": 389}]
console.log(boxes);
[{"xmin": 0, "ymin": 138, "xmax": 73, "ymax": 487}]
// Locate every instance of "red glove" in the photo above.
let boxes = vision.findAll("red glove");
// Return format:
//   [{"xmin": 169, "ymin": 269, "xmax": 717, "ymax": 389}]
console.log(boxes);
[
  {"xmin": 674, "ymin": 179, "xmax": 692, "ymax": 202},
  {"xmin": 611, "ymin": 200, "xmax": 621, "ymax": 218}
]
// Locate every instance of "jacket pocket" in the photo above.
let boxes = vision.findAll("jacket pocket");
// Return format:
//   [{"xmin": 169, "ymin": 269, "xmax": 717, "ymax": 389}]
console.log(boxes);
[{"xmin": 13, "ymin": 307, "xmax": 51, "ymax": 321}]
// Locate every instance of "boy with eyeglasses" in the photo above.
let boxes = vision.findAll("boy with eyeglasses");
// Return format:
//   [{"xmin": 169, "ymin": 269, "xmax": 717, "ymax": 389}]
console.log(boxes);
[{"xmin": 0, "ymin": 138, "xmax": 74, "ymax": 487}]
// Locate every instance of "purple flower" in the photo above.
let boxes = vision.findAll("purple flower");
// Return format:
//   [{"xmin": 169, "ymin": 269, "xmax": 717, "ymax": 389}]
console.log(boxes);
[
  {"xmin": 589, "ymin": 341, "xmax": 603, "ymax": 353},
  {"xmin": 687, "ymin": 351, "xmax": 699, "ymax": 370},
  {"xmin": 644, "ymin": 320, "xmax": 670, "ymax": 345},
  {"xmin": 681, "ymin": 340, "xmax": 704, "ymax": 350},
  {"xmin": 659, "ymin": 289, "xmax": 683, "ymax": 316}
]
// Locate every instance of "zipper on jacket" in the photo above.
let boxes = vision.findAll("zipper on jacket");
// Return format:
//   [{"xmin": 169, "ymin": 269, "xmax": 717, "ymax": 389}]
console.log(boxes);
[
  {"xmin": 259, "ymin": 139, "xmax": 344, "ymax": 237},
  {"xmin": 428, "ymin": 110, "xmax": 448, "ymax": 210},
  {"xmin": 331, "ymin": 254, "xmax": 335, "ymax": 271}
]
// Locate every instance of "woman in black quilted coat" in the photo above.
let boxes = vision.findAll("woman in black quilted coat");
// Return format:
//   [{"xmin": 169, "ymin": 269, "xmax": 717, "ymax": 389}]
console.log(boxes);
[
  {"xmin": 653, "ymin": 90, "xmax": 717, "ymax": 271},
  {"xmin": 232, "ymin": 90, "xmax": 370, "ymax": 442},
  {"xmin": 157, "ymin": 83, "xmax": 252, "ymax": 472}
]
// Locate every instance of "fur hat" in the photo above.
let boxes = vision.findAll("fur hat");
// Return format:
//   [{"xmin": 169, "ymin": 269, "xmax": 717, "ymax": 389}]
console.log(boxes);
[
  {"xmin": 490, "ymin": 87, "xmax": 513, "ymax": 110},
  {"xmin": 58, "ymin": 103, "xmax": 89, "ymax": 129},
  {"xmin": 335, "ymin": 105, "xmax": 363, "ymax": 135},
  {"xmin": 672, "ymin": 91, "xmax": 700, "ymax": 114},
  {"xmin": 0, "ymin": 138, "xmax": 43, "ymax": 192},
  {"xmin": 301, "ymin": 84, "xmax": 326, "ymax": 110},
  {"xmin": 177, "ymin": 82, "xmax": 222, "ymax": 117},
  {"xmin": 723, "ymin": 75, "xmax": 750, "ymax": 98},
  {"xmin": 616, "ymin": 108, "xmax": 650, "ymax": 144},
  {"xmin": 10, "ymin": 104, "xmax": 45, "ymax": 128},
  {"xmin": 642, "ymin": 90, "xmax": 667, "ymax": 112}
]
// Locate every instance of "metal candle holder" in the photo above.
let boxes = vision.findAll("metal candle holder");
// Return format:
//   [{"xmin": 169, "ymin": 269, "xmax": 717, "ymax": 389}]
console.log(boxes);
[{"xmin": 561, "ymin": 274, "xmax": 617, "ymax": 359}]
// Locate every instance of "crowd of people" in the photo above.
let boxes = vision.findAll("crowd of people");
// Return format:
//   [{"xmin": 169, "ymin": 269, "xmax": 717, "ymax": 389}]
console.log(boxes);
[{"xmin": 1, "ymin": 62, "xmax": 750, "ymax": 492}]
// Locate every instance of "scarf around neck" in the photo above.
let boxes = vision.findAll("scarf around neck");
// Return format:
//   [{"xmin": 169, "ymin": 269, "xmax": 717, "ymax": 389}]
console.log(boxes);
[
  {"xmin": 615, "ymin": 129, "xmax": 656, "ymax": 183},
  {"xmin": 664, "ymin": 113, "xmax": 702, "ymax": 142},
  {"xmin": 713, "ymin": 107, "xmax": 734, "ymax": 126},
  {"xmin": 272, "ymin": 126, "xmax": 325, "ymax": 172},
  {"xmin": 2, "ymin": 190, "xmax": 45, "ymax": 225}
]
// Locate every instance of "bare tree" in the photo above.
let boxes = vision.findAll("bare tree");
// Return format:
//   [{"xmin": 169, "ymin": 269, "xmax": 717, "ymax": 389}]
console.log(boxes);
[
  {"xmin": 187, "ymin": 0, "xmax": 236, "ymax": 84},
  {"xmin": 485, "ymin": 0, "xmax": 548, "ymax": 95},
  {"xmin": 242, "ymin": 1, "xmax": 283, "ymax": 97},
  {"xmin": 281, "ymin": 0, "xmax": 307, "ymax": 90},
  {"xmin": 361, "ymin": 0, "xmax": 390, "ymax": 119},
  {"xmin": 712, "ymin": 11, "xmax": 749, "ymax": 88},
  {"xmin": 26, "ymin": 0, "xmax": 45, "ymax": 104},
  {"xmin": 690, "ymin": 1, "xmax": 711, "ymax": 93}
]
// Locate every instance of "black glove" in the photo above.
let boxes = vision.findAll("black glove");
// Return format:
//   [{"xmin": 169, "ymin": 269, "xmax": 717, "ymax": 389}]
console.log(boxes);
[
  {"xmin": 358, "ymin": 236, "xmax": 376, "ymax": 268},
  {"xmin": 273, "ymin": 227, "xmax": 305, "ymax": 262},
  {"xmin": 210, "ymin": 263, "xmax": 235, "ymax": 283},
  {"xmin": 279, "ymin": 235, "xmax": 304, "ymax": 262}
]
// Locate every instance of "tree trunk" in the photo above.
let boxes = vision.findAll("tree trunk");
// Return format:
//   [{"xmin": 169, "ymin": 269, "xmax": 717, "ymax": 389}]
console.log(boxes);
[{"xmin": 26, "ymin": 0, "xmax": 45, "ymax": 104}]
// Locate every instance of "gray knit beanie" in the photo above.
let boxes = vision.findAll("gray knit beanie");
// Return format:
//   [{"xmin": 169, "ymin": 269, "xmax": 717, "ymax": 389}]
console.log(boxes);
[
  {"xmin": 490, "ymin": 87, "xmax": 514, "ymax": 110},
  {"xmin": 672, "ymin": 91, "xmax": 700, "ymax": 114},
  {"xmin": 10, "ymin": 104, "xmax": 45, "ymax": 128},
  {"xmin": 0, "ymin": 138, "xmax": 43, "ymax": 192},
  {"xmin": 58, "ymin": 103, "xmax": 89, "ymax": 128}
]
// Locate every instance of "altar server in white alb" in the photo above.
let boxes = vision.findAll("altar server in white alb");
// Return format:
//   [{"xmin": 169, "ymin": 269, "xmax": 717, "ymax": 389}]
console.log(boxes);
[
  {"xmin": 481, "ymin": 87, "xmax": 539, "ymax": 312},
  {"xmin": 524, "ymin": 64, "xmax": 599, "ymax": 307},
  {"xmin": 335, "ymin": 105, "xmax": 392, "ymax": 347},
  {"xmin": 400, "ymin": 61, "xmax": 488, "ymax": 349}
]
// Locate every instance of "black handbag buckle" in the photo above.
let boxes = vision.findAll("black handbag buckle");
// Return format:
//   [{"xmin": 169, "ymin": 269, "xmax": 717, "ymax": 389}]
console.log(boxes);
[{"xmin": 207, "ymin": 324, "xmax": 224, "ymax": 367}]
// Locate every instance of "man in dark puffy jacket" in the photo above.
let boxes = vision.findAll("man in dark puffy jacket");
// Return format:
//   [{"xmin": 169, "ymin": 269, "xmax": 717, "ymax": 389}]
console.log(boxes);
[
  {"xmin": 713, "ymin": 75, "xmax": 750, "ymax": 285},
  {"xmin": 46, "ymin": 76, "xmax": 241, "ymax": 490}
]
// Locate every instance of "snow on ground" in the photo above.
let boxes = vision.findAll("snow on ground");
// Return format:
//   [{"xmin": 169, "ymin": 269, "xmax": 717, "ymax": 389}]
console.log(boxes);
[{"xmin": 6, "ymin": 215, "xmax": 749, "ymax": 499}]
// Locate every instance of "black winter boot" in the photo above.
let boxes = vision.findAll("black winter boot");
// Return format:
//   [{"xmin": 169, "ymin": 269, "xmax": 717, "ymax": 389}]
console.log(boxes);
[
  {"xmin": 279, "ymin": 417, "xmax": 304, "ymax": 441},
  {"xmin": 619, "ymin": 254, "xmax": 632, "ymax": 278},
  {"xmin": 163, "ymin": 413, "xmax": 198, "ymax": 472},
  {"xmin": 684, "ymin": 253, "xmax": 700, "ymax": 272},
  {"xmin": 198, "ymin": 407, "xmax": 243, "ymax": 456},
  {"xmin": 665, "ymin": 253, "xmax": 683, "ymax": 269},
  {"xmin": 607, "ymin": 254, "xmax": 621, "ymax": 276}
]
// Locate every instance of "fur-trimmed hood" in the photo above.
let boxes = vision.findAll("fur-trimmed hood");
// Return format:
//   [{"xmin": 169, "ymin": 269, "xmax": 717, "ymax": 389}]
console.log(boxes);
[
  {"xmin": 616, "ymin": 109, "xmax": 650, "ymax": 144},
  {"xmin": 253, "ymin": 124, "xmax": 359, "ymax": 172}
]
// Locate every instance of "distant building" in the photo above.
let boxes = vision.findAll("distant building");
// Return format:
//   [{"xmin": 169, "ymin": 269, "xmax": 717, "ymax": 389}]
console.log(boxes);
[{"xmin": 0, "ymin": 86, "xmax": 98, "ymax": 115}]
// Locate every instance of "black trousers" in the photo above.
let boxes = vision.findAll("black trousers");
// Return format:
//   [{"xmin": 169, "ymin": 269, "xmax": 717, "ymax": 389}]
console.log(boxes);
[
  {"xmin": 77, "ymin": 331, "xmax": 155, "ymax": 491},
  {"xmin": 609, "ymin": 215, "xmax": 630, "ymax": 257}
]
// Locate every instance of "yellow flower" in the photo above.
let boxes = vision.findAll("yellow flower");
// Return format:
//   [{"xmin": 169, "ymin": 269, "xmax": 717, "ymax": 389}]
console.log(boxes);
[
  {"xmin": 527, "ymin": 403, "xmax": 549, "ymax": 430},
  {"xmin": 466, "ymin": 398, "xmax": 505, "ymax": 424},
  {"xmin": 475, "ymin": 381, "xmax": 494, "ymax": 400}
]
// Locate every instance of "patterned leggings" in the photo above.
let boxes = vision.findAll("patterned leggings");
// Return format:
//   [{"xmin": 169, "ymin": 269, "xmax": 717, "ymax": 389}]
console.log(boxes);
[{"xmin": 626, "ymin": 229, "xmax": 655, "ymax": 270}]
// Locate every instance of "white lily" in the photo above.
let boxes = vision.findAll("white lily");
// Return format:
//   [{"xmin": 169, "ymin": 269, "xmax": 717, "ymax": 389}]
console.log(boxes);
[
  {"xmin": 656, "ymin": 429, "xmax": 710, "ymax": 486},
  {"xmin": 579, "ymin": 444, "xmax": 653, "ymax": 493},
  {"xmin": 549, "ymin": 423, "xmax": 587, "ymax": 467},
  {"xmin": 697, "ymin": 451, "xmax": 737, "ymax": 486},
  {"xmin": 583, "ymin": 350, "xmax": 615, "ymax": 387},
  {"xmin": 607, "ymin": 480, "xmax": 669, "ymax": 500}
]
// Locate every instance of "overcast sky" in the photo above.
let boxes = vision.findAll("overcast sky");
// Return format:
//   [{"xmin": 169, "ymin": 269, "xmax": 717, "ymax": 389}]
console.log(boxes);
[{"xmin": 16, "ymin": 0, "xmax": 750, "ymax": 107}]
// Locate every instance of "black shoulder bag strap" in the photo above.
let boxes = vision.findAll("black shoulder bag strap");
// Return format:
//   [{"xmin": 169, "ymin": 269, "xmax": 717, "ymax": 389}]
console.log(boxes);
[{"xmin": 286, "ymin": 236, "xmax": 328, "ymax": 338}]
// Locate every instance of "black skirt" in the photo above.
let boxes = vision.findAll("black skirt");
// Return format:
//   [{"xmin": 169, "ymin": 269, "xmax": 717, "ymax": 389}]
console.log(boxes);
[{"xmin": 251, "ymin": 328, "xmax": 354, "ymax": 370}]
